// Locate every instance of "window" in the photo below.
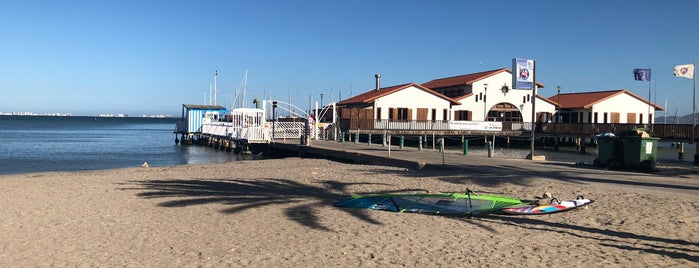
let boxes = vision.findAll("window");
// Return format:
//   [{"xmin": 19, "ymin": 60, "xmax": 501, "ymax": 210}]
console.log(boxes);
[
  {"xmin": 376, "ymin": 108, "xmax": 382, "ymax": 120},
  {"xmin": 455, "ymin": 110, "xmax": 470, "ymax": 120},
  {"xmin": 397, "ymin": 108, "xmax": 409, "ymax": 121},
  {"xmin": 610, "ymin": 112, "xmax": 620, "ymax": 123},
  {"xmin": 594, "ymin": 112, "xmax": 598, "ymax": 123},
  {"xmin": 603, "ymin": 112, "xmax": 608, "ymax": 123},
  {"xmin": 417, "ymin": 108, "xmax": 428, "ymax": 120},
  {"xmin": 388, "ymin": 108, "xmax": 410, "ymax": 121},
  {"xmin": 431, "ymin": 109, "xmax": 436, "ymax": 121},
  {"xmin": 443, "ymin": 109, "xmax": 448, "ymax": 120},
  {"xmin": 639, "ymin": 114, "xmax": 644, "ymax": 124}
]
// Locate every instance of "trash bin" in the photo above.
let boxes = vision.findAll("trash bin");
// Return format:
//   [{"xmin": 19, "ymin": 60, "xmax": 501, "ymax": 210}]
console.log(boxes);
[
  {"xmin": 622, "ymin": 137, "xmax": 659, "ymax": 171},
  {"xmin": 596, "ymin": 136, "xmax": 623, "ymax": 168}
]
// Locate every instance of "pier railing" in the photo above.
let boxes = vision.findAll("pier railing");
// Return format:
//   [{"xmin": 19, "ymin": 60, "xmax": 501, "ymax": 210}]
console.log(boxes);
[
  {"xmin": 338, "ymin": 119, "xmax": 699, "ymax": 140},
  {"xmin": 201, "ymin": 122, "xmax": 271, "ymax": 143},
  {"xmin": 271, "ymin": 122, "xmax": 306, "ymax": 139},
  {"xmin": 192, "ymin": 118, "xmax": 697, "ymax": 143}
]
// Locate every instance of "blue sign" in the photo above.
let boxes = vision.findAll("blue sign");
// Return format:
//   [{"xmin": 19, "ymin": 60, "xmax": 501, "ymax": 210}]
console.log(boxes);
[{"xmin": 512, "ymin": 58, "xmax": 535, "ymax": 90}]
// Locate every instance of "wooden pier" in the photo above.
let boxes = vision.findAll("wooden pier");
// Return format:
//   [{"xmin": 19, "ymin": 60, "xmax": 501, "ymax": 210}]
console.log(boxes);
[{"xmin": 174, "ymin": 103, "xmax": 699, "ymax": 165}]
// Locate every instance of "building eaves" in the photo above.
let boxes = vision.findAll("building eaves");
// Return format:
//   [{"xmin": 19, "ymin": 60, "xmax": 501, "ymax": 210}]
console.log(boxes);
[
  {"xmin": 548, "ymin": 89, "xmax": 664, "ymax": 111},
  {"xmin": 422, "ymin": 68, "xmax": 545, "ymax": 89},
  {"xmin": 337, "ymin": 83, "xmax": 461, "ymax": 106}
]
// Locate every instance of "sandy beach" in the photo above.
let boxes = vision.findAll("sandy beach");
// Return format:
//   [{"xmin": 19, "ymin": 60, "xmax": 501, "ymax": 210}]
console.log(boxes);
[{"xmin": 0, "ymin": 156, "xmax": 697, "ymax": 267}]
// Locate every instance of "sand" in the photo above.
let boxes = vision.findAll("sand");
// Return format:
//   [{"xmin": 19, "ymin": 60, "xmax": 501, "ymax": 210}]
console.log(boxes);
[{"xmin": 0, "ymin": 157, "xmax": 697, "ymax": 267}]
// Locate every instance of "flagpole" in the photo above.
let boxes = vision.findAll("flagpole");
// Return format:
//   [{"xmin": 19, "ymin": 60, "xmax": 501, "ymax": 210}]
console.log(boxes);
[
  {"xmin": 648, "ymin": 74, "xmax": 652, "ymax": 126},
  {"xmin": 693, "ymin": 61, "xmax": 697, "ymax": 165},
  {"xmin": 648, "ymin": 65, "xmax": 652, "ymax": 127},
  {"xmin": 693, "ymin": 61, "xmax": 696, "ymax": 135}
]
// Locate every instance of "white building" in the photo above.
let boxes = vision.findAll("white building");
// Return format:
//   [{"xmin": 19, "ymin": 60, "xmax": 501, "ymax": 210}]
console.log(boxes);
[
  {"xmin": 336, "ymin": 82, "xmax": 459, "ymax": 125},
  {"xmin": 550, "ymin": 89, "xmax": 664, "ymax": 124},
  {"xmin": 422, "ymin": 68, "xmax": 556, "ymax": 123},
  {"xmin": 336, "ymin": 69, "xmax": 662, "ymax": 128}
]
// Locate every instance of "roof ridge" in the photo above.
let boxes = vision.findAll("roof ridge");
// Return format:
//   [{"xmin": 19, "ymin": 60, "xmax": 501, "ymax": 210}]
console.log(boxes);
[
  {"xmin": 557, "ymin": 89, "xmax": 625, "ymax": 95},
  {"xmin": 428, "ymin": 68, "xmax": 508, "ymax": 82}
]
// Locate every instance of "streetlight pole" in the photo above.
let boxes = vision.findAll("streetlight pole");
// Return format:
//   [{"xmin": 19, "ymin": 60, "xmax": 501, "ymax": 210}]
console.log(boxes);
[
  {"xmin": 483, "ymin": 83, "xmax": 488, "ymax": 121},
  {"xmin": 557, "ymin": 86, "xmax": 561, "ymax": 123},
  {"xmin": 556, "ymin": 86, "xmax": 561, "ymax": 151}
]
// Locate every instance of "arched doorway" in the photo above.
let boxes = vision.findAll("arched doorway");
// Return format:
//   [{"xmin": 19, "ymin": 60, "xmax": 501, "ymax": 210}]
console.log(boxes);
[{"xmin": 486, "ymin": 103, "xmax": 523, "ymax": 122}]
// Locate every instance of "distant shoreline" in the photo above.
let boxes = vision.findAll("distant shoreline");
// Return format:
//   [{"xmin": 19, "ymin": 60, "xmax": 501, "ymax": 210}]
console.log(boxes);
[
  {"xmin": 0, "ymin": 113, "xmax": 175, "ymax": 118},
  {"xmin": 0, "ymin": 114, "xmax": 178, "ymax": 120}
]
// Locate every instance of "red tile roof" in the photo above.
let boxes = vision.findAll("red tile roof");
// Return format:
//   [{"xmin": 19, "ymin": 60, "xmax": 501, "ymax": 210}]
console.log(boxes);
[
  {"xmin": 337, "ymin": 82, "xmax": 461, "ymax": 106},
  {"xmin": 451, "ymin": 92, "xmax": 473, "ymax": 101},
  {"xmin": 536, "ymin": 94, "xmax": 557, "ymax": 106},
  {"xmin": 422, "ymin": 68, "xmax": 545, "ymax": 89},
  {"xmin": 548, "ymin": 89, "xmax": 664, "ymax": 111}
]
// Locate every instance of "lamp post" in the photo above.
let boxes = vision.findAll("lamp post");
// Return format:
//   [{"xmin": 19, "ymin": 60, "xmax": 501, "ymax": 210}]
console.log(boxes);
[
  {"xmin": 483, "ymin": 83, "xmax": 488, "ymax": 121},
  {"xmin": 272, "ymin": 101, "xmax": 278, "ymax": 142},
  {"xmin": 557, "ymin": 86, "xmax": 561, "ymax": 123}
]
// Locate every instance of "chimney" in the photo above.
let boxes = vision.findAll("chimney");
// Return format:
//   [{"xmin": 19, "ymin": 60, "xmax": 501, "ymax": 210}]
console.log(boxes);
[{"xmin": 375, "ymin": 74, "xmax": 381, "ymax": 91}]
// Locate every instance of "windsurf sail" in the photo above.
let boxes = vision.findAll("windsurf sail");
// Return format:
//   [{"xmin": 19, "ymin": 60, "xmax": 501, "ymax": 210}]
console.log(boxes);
[
  {"xmin": 502, "ymin": 195, "xmax": 594, "ymax": 215},
  {"xmin": 336, "ymin": 190, "xmax": 524, "ymax": 215}
]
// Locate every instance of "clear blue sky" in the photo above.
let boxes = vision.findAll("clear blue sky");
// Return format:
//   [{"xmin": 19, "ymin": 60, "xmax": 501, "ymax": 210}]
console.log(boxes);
[{"xmin": 1, "ymin": 0, "xmax": 698, "ymax": 116}]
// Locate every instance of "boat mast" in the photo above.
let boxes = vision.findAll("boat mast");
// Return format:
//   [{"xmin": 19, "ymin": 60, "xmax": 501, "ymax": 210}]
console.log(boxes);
[
  {"xmin": 214, "ymin": 70, "xmax": 218, "ymax": 106},
  {"xmin": 242, "ymin": 69, "xmax": 248, "ymax": 108}
]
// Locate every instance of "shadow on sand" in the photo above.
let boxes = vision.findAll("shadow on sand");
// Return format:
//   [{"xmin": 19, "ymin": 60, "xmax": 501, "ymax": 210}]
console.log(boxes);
[{"xmin": 122, "ymin": 163, "xmax": 697, "ymax": 262}]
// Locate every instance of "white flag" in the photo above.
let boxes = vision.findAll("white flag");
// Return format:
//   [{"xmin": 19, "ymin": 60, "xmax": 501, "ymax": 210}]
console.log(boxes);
[{"xmin": 673, "ymin": 64, "xmax": 694, "ymax": 79}]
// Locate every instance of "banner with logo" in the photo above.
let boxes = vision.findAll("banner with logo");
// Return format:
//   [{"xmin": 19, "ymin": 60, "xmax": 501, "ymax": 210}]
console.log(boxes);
[
  {"xmin": 448, "ymin": 121, "xmax": 502, "ymax": 131},
  {"xmin": 633, "ymin": 68, "xmax": 651, "ymax": 81},
  {"xmin": 674, "ymin": 64, "xmax": 694, "ymax": 79},
  {"xmin": 512, "ymin": 58, "xmax": 535, "ymax": 90}
]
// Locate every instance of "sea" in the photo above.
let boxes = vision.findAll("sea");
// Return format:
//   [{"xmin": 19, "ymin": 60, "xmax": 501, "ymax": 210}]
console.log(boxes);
[
  {"xmin": 0, "ymin": 115, "xmax": 696, "ymax": 176},
  {"xmin": 0, "ymin": 115, "xmax": 253, "ymax": 176}
]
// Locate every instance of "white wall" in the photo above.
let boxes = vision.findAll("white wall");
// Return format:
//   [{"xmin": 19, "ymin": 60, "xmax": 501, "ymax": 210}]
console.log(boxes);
[
  {"xmin": 592, "ymin": 93, "xmax": 656, "ymax": 123},
  {"xmin": 374, "ymin": 85, "xmax": 452, "ymax": 120},
  {"xmin": 450, "ymin": 72, "xmax": 554, "ymax": 122}
]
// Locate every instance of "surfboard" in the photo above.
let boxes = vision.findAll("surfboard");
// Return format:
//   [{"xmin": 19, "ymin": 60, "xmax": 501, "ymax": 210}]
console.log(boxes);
[
  {"xmin": 336, "ymin": 192, "xmax": 524, "ymax": 215},
  {"xmin": 502, "ymin": 196, "xmax": 593, "ymax": 215}
]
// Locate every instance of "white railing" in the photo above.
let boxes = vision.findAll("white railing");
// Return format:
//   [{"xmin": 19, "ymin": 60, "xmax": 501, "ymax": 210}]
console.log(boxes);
[
  {"xmin": 200, "ymin": 121, "xmax": 337, "ymax": 143},
  {"xmin": 271, "ymin": 122, "xmax": 306, "ymax": 139},
  {"xmin": 373, "ymin": 120, "xmax": 450, "ymax": 130},
  {"xmin": 201, "ymin": 122, "xmax": 271, "ymax": 143}
]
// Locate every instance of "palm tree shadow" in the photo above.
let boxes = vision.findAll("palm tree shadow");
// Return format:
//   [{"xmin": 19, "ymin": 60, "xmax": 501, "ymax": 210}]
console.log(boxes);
[
  {"xmin": 121, "ymin": 175, "xmax": 699, "ymax": 262},
  {"xmin": 121, "ymin": 177, "xmax": 425, "ymax": 231}
]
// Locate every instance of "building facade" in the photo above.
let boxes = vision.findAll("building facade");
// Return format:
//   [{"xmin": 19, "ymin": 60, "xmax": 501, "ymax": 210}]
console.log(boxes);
[
  {"xmin": 335, "ymin": 69, "xmax": 663, "ymax": 129},
  {"xmin": 422, "ymin": 68, "xmax": 556, "ymax": 123},
  {"xmin": 336, "ymin": 82, "xmax": 459, "ymax": 128},
  {"xmin": 550, "ymin": 90, "xmax": 664, "ymax": 124}
]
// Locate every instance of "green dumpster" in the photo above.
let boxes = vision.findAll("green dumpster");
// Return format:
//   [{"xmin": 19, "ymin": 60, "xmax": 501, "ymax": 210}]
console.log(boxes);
[
  {"xmin": 596, "ymin": 136, "xmax": 623, "ymax": 168},
  {"xmin": 622, "ymin": 137, "xmax": 659, "ymax": 171}
]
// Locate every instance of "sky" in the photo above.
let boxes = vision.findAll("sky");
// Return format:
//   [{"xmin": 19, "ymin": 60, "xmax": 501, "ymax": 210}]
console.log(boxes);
[{"xmin": 1, "ymin": 0, "xmax": 698, "ymax": 116}]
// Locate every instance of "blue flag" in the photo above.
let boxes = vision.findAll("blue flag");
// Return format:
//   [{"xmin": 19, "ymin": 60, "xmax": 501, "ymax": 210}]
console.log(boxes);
[{"xmin": 633, "ymin": 68, "xmax": 651, "ymax": 81}]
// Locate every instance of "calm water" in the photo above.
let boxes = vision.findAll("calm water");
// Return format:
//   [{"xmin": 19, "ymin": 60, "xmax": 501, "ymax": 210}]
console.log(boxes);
[
  {"xmin": 1, "ymin": 116, "xmax": 695, "ymax": 176},
  {"xmin": 0, "ymin": 116, "xmax": 251, "ymax": 176}
]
